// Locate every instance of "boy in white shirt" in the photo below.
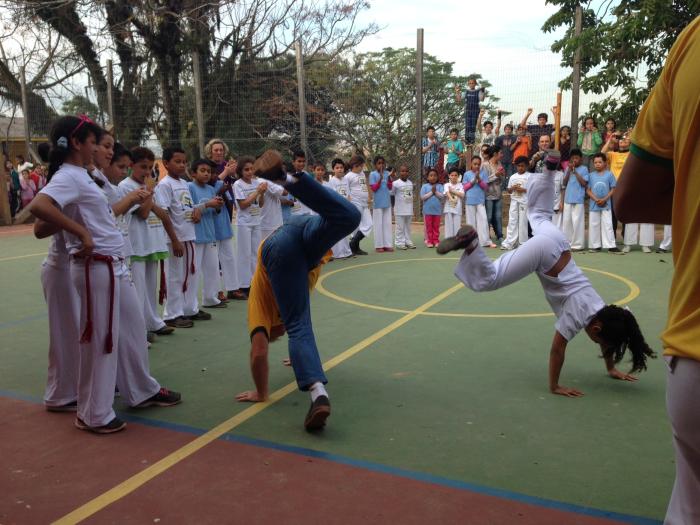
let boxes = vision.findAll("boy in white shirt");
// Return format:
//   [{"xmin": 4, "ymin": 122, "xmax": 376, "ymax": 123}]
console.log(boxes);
[
  {"xmin": 443, "ymin": 168, "xmax": 464, "ymax": 237},
  {"xmin": 326, "ymin": 158, "xmax": 353, "ymax": 258},
  {"xmin": 260, "ymin": 180, "xmax": 286, "ymax": 239},
  {"xmin": 501, "ymin": 156, "xmax": 530, "ymax": 250},
  {"xmin": 233, "ymin": 156, "xmax": 267, "ymax": 292},
  {"xmin": 155, "ymin": 146, "xmax": 207, "ymax": 328},
  {"xmin": 345, "ymin": 155, "xmax": 372, "ymax": 255},
  {"xmin": 391, "ymin": 164, "xmax": 416, "ymax": 249}
]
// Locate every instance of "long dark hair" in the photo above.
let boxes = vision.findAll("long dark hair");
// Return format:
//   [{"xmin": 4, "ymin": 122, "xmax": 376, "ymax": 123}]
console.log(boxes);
[
  {"xmin": 595, "ymin": 305, "xmax": 656, "ymax": 372},
  {"xmin": 46, "ymin": 116, "xmax": 102, "ymax": 181}
]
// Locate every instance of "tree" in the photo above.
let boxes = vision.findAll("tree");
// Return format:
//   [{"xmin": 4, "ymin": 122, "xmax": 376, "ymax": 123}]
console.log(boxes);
[
  {"xmin": 324, "ymin": 47, "xmax": 499, "ymax": 167},
  {"xmin": 61, "ymin": 95, "xmax": 101, "ymax": 120},
  {"xmin": 543, "ymin": 0, "xmax": 700, "ymax": 128}
]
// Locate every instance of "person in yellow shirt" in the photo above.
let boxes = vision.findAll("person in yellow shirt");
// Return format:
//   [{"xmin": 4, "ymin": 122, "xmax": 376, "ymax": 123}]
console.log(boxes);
[
  {"xmin": 615, "ymin": 16, "xmax": 700, "ymax": 525},
  {"xmin": 235, "ymin": 151, "xmax": 361, "ymax": 431}
]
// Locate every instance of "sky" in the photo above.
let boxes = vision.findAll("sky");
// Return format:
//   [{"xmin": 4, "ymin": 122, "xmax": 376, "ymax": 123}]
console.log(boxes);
[{"xmin": 353, "ymin": 0, "xmax": 604, "ymax": 126}]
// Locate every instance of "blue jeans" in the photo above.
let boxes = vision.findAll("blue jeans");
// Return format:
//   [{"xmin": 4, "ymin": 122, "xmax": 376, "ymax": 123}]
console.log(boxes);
[
  {"xmin": 485, "ymin": 198, "xmax": 503, "ymax": 240},
  {"xmin": 261, "ymin": 173, "xmax": 361, "ymax": 390}
]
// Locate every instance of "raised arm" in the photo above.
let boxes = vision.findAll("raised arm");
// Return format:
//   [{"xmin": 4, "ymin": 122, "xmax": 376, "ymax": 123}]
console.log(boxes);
[{"xmin": 520, "ymin": 108, "xmax": 532, "ymax": 130}]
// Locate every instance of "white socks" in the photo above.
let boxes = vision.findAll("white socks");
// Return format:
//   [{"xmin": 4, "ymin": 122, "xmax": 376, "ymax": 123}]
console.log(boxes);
[{"xmin": 309, "ymin": 382, "xmax": 328, "ymax": 402}]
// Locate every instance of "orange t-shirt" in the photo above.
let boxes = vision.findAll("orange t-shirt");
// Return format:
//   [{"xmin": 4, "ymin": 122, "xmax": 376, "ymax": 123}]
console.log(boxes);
[
  {"xmin": 247, "ymin": 243, "xmax": 332, "ymax": 338},
  {"xmin": 512, "ymin": 137, "xmax": 531, "ymax": 161}
]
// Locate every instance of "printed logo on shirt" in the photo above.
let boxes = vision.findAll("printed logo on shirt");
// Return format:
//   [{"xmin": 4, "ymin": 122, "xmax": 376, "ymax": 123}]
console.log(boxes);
[
  {"xmin": 400, "ymin": 188, "xmax": 413, "ymax": 202},
  {"xmin": 358, "ymin": 177, "xmax": 367, "ymax": 192},
  {"xmin": 337, "ymin": 186, "xmax": 348, "ymax": 197}
]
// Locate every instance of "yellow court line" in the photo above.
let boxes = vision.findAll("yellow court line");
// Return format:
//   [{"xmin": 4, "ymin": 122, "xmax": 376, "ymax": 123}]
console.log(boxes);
[
  {"xmin": 317, "ymin": 259, "xmax": 640, "ymax": 318},
  {"xmin": 53, "ymin": 283, "xmax": 464, "ymax": 524},
  {"xmin": 0, "ymin": 252, "xmax": 46, "ymax": 263}
]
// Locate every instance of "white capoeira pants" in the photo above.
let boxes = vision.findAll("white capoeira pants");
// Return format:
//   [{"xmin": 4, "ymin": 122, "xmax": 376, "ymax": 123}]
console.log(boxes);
[
  {"xmin": 502, "ymin": 201, "xmax": 528, "ymax": 249},
  {"xmin": 562, "ymin": 202, "xmax": 585, "ymax": 250},
  {"xmin": 236, "ymin": 224, "xmax": 262, "ymax": 288},
  {"xmin": 352, "ymin": 202, "xmax": 373, "ymax": 236},
  {"xmin": 660, "ymin": 225, "xmax": 672, "ymax": 250},
  {"xmin": 623, "ymin": 223, "xmax": 654, "ymax": 247},
  {"xmin": 466, "ymin": 204, "xmax": 490, "ymax": 246},
  {"xmin": 394, "ymin": 215, "xmax": 413, "ymax": 247},
  {"xmin": 588, "ymin": 210, "xmax": 616, "ymax": 249},
  {"xmin": 42, "ymin": 262, "xmax": 79, "ymax": 408},
  {"xmin": 331, "ymin": 235, "xmax": 353, "ymax": 258},
  {"xmin": 665, "ymin": 357, "xmax": 700, "ymax": 525},
  {"xmin": 130, "ymin": 259, "xmax": 167, "ymax": 332},
  {"xmin": 373, "ymin": 207, "xmax": 393, "ymax": 248},
  {"xmin": 217, "ymin": 237, "xmax": 240, "ymax": 292},
  {"xmin": 163, "ymin": 241, "xmax": 199, "ymax": 320},
  {"xmin": 193, "ymin": 241, "xmax": 220, "ymax": 308},
  {"xmin": 456, "ymin": 169, "xmax": 568, "ymax": 293},
  {"xmin": 71, "ymin": 258, "xmax": 160, "ymax": 427},
  {"xmin": 444, "ymin": 213, "xmax": 461, "ymax": 238}
]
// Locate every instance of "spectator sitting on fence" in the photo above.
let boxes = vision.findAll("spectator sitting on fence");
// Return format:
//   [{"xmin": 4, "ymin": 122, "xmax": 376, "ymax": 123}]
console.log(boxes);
[
  {"xmin": 479, "ymin": 110, "xmax": 501, "ymax": 147},
  {"xmin": 445, "ymin": 128, "xmax": 464, "ymax": 175},
  {"xmin": 577, "ymin": 116, "xmax": 603, "ymax": 168},
  {"xmin": 495, "ymin": 123, "xmax": 516, "ymax": 184},
  {"xmin": 421, "ymin": 125, "xmax": 440, "ymax": 178}
]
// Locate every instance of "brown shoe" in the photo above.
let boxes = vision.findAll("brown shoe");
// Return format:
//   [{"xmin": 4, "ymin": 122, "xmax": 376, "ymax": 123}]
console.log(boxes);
[{"xmin": 304, "ymin": 395, "xmax": 331, "ymax": 431}]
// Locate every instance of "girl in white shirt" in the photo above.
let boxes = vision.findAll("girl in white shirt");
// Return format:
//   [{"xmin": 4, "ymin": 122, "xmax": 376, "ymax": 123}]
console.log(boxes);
[
  {"xmin": 326, "ymin": 158, "xmax": 353, "ymax": 258},
  {"xmin": 233, "ymin": 156, "xmax": 267, "ymax": 291},
  {"xmin": 443, "ymin": 168, "xmax": 464, "ymax": 238},
  {"xmin": 391, "ymin": 165, "xmax": 416, "ymax": 249},
  {"xmin": 437, "ymin": 151, "xmax": 655, "ymax": 397},
  {"xmin": 344, "ymin": 155, "xmax": 372, "ymax": 255},
  {"xmin": 30, "ymin": 116, "xmax": 181, "ymax": 434}
]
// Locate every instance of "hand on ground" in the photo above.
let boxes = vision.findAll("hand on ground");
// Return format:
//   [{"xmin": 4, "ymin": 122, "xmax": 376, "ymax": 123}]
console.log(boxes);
[{"xmin": 608, "ymin": 369, "xmax": 638, "ymax": 382}]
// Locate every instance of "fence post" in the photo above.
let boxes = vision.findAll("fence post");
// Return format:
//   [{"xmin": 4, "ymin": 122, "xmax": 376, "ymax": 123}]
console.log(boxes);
[
  {"xmin": 192, "ymin": 51, "xmax": 206, "ymax": 156},
  {"xmin": 106, "ymin": 59, "xmax": 116, "ymax": 136},
  {"xmin": 20, "ymin": 66, "xmax": 31, "ymax": 160},
  {"xmin": 415, "ymin": 28, "xmax": 424, "ymax": 220},
  {"xmin": 295, "ymin": 41, "xmax": 309, "ymax": 158},
  {"xmin": 570, "ymin": 4, "xmax": 583, "ymax": 146}
]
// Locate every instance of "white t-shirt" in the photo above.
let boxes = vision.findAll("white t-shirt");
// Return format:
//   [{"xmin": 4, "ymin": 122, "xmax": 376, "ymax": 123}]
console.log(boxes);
[
  {"xmin": 552, "ymin": 170, "xmax": 564, "ymax": 212},
  {"xmin": 443, "ymin": 182, "xmax": 464, "ymax": 215},
  {"xmin": 345, "ymin": 171, "xmax": 368, "ymax": 205},
  {"xmin": 538, "ymin": 259, "xmax": 606, "ymax": 342},
  {"xmin": 43, "ymin": 232, "xmax": 70, "ymax": 269},
  {"xmin": 327, "ymin": 176, "xmax": 350, "ymax": 200},
  {"xmin": 508, "ymin": 172, "xmax": 529, "ymax": 204},
  {"xmin": 233, "ymin": 177, "xmax": 262, "ymax": 226},
  {"xmin": 392, "ymin": 179, "xmax": 414, "ymax": 216},
  {"xmin": 154, "ymin": 175, "xmax": 196, "ymax": 242},
  {"xmin": 119, "ymin": 177, "xmax": 168, "ymax": 257},
  {"xmin": 260, "ymin": 181, "xmax": 285, "ymax": 231},
  {"xmin": 40, "ymin": 163, "xmax": 124, "ymax": 256}
]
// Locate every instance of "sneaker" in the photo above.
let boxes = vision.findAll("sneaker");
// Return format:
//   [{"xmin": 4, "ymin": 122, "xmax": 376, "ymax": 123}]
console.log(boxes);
[
  {"xmin": 608, "ymin": 247, "xmax": 623, "ymax": 254},
  {"xmin": 396, "ymin": 245, "xmax": 407, "ymax": 250},
  {"xmin": 621, "ymin": 245, "xmax": 631, "ymax": 253},
  {"xmin": 252, "ymin": 150, "xmax": 286, "ymax": 182},
  {"xmin": 46, "ymin": 400, "xmax": 77, "ymax": 412},
  {"xmin": 165, "ymin": 316, "xmax": 194, "ymax": 328},
  {"xmin": 185, "ymin": 310, "xmax": 212, "ymax": 321},
  {"xmin": 227, "ymin": 290, "xmax": 248, "ymax": 300},
  {"xmin": 642, "ymin": 246, "xmax": 652, "ymax": 253},
  {"xmin": 499, "ymin": 244, "xmax": 509, "ymax": 250},
  {"xmin": 153, "ymin": 326, "xmax": 175, "ymax": 336},
  {"xmin": 203, "ymin": 302, "xmax": 228, "ymax": 309},
  {"xmin": 407, "ymin": 244, "xmax": 417, "ymax": 250},
  {"xmin": 136, "ymin": 387, "xmax": 182, "ymax": 408},
  {"xmin": 75, "ymin": 416, "xmax": 126, "ymax": 434},
  {"xmin": 146, "ymin": 331, "xmax": 156, "ymax": 343},
  {"xmin": 375, "ymin": 248, "xmax": 385, "ymax": 253},
  {"xmin": 355, "ymin": 247, "xmax": 368, "ymax": 256},
  {"xmin": 436, "ymin": 225, "xmax": 479, "ymax": 255},
  {"xmin": 304, "ymin": 395, "xmax": 331, "ymax": 431},
  {"xmin": 588, "ymin": 247, "xmax": 602, "ymax": 253},
  {"xmin": 656, "ymin": 248, "xmax": 669, "ymax": 254}
]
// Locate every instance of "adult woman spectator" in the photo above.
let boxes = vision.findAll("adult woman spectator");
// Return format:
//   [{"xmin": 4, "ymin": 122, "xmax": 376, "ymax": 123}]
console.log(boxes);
[
  {"xmin": 204, "ymin": 138, "xmax": 237, "ymax": 218},
  {"xmin": 4, "ymin": 159, "xmax": 20, "ymax": 217}
]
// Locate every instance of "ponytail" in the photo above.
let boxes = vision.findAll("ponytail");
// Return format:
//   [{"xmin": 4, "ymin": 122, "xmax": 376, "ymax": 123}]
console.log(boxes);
[{"xmin": 595, "ymin": 305, "xmax": 657, "ymax": 373}]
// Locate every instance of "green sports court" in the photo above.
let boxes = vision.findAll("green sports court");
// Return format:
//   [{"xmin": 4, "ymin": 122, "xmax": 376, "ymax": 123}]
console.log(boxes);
[{"xmin": 1, "ymin": 224, "xmax": 673, "ymax": 524}]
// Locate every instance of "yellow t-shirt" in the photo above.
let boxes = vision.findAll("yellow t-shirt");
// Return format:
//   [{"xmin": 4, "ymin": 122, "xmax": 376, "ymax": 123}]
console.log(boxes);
[
  {"xmin": 247, "ymin": 243, "xmax": 331, "ymax": 338},
  {"xmin": 606, "ymin": 151, "xmax": 629, "ymax": 180},
  {"xmin": 631, "ymin": 16, "xmax": 700, "ymax": 360}
]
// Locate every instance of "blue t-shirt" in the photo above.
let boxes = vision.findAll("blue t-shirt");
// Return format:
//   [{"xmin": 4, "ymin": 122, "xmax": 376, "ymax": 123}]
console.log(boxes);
[
  {"xmin": 564, "ymin": 166, "xmax": 589, "ymax": 204},
  {"xmin": 212, "ymin": 180, "xmax": 233, "ymax": 240},
  {"xmin": 464, "ymin": 169, "xmax": 487, "ymax": 206},
  {"xmin": 188, "ymin": 182, "xmax": 217, "ymax": 243},
  {"xmin": 587, "ymin": 170, "xmax": 616, "ymax": 211},
  {"xmin": 369, "ymin": 170, "xmax": 392, "ymax": 209},
  {"xmin": 420, "ymin": 183, "xmax": 444, "ymax": 216}
]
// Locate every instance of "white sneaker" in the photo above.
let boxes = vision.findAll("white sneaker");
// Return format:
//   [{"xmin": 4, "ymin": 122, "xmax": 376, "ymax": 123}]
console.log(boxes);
[
  {"xmin": 622, "ymin": 245, "xmax": 631, "ymax": 253},
  {"xmin": 642, "ymin": 246, "xmax": 652, "ymax": 253}
]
